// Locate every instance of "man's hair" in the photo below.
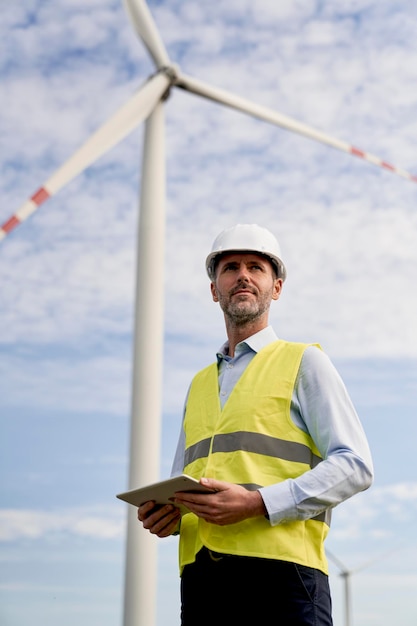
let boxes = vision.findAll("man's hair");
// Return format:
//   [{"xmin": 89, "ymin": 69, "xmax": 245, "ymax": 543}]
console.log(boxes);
[{"xmin": 211, "ymin": 251, "xmax": 279, "ymax": 281}]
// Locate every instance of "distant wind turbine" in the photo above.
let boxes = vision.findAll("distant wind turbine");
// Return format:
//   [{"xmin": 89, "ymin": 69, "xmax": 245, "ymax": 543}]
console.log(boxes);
[
  {"xmin": 327, "ymin": 550, "xmax": 355, "ymax": 626},
  {"xmin": 327, "ymin": 545, "xmax": 405, "ymax": 626},
  {"xmin": 1, "ymin": 2, "xmax": 417, "ymax": 625}
]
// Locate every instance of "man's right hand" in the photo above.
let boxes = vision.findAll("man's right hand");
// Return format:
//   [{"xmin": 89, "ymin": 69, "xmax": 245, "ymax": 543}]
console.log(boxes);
[{"xmin": 137, "ymin": 500, "xmax": 181, "ymax": 538}]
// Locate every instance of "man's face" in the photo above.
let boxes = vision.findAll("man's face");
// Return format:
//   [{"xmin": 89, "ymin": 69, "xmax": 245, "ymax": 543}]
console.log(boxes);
[{"xmin": 210, "ymin": 253, "xmax": 282, "ymax": 326}]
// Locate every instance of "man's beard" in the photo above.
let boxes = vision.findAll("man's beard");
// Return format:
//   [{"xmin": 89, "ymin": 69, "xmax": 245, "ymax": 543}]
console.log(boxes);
[{"xmin": 219, "ymin": 291, "xmax": 271, "ymax": 327}]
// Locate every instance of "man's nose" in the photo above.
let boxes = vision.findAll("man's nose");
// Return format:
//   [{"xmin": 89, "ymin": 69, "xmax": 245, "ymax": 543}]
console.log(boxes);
[{"xmin": 236, "ymin": 264, "xmax": 250, "ymax": 280}]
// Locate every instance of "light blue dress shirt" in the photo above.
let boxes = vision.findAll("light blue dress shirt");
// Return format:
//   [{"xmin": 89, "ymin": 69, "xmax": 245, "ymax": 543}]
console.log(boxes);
[{"xmin": 171, "ymin": 326, "xmax": 373, "ymax": 526}]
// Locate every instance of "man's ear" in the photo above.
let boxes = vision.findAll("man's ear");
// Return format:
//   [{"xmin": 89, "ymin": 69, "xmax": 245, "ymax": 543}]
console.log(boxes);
[
  {"xmin": 210, "ymin": 282, "xmax": 219, "ymax": 302},
  {"xmin": 272, "ymin": 278, "xmax": 283, "ymax": 301}
]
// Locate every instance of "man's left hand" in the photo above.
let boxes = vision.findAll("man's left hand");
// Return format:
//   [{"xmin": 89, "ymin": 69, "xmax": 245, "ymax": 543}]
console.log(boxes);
[{"xmin": 174, "ymin": 477, "xmax": 267, "ymax": 525}]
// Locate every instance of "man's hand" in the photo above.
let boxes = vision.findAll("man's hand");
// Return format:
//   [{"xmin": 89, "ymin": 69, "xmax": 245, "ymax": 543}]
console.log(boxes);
[
  {"xmin": 137, "ymin": 501, "xmax": 181, "ymax": 538},
  {"xmin": 174, "ymin": 477, "xmax": 267, "ymax": 525}
]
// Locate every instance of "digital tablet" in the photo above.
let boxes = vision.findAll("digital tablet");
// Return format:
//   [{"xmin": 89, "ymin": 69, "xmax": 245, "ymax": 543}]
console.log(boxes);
[{"xmin": 116, "ymin": 474, "xmax": 215, "ymax": 510}]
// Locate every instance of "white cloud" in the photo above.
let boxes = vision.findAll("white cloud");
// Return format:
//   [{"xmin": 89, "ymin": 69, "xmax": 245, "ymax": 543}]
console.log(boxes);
[
  {"xmin": 0, "ymin": 353, "xmax": 131, "ymax": 414},
  {"xmin": 330, "ymin": 481, "xmax": 417, "ymax": 542},
  {"xmin": 0, "ymin": 506, "xmax": 124, "ymax": 542}
]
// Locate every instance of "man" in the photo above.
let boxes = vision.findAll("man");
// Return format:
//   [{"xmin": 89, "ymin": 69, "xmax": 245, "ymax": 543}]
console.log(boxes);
[{"xmin": 138, "ymin": 223, "xmax": 373, "ymax": 625}]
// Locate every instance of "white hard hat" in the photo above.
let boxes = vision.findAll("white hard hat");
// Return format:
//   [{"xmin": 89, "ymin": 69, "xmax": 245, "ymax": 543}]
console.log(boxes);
[{"xmin": 206, "ymin": 224, "xmax": 287, "ymax": 281}]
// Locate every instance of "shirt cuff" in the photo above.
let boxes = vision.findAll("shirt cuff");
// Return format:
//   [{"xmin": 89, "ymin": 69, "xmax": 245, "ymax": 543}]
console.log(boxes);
[{"xmin": 259, "ymin": 480, "xmax": 298, "ymax": 526}]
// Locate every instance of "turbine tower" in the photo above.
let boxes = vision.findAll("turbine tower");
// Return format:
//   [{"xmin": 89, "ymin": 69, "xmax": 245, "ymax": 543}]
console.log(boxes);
[
  {"xmin": 1, "ymin": 2, "xmax": 416, "ymax": 625},
  {"xmin": 327, "ymin": 550, "xmax": 354, "ymax": 626}
]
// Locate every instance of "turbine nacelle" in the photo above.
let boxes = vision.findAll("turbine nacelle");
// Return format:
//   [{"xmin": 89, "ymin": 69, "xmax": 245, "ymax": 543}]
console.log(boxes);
[{"xmin": 156, "ymin": 64, "xmax": 181, "ymax": 99}]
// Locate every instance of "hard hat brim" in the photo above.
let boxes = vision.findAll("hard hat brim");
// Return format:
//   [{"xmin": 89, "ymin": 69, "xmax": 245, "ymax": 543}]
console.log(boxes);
[{"xmin": 206, "ymin": 249, "xmax": 286, "ymax": 282}]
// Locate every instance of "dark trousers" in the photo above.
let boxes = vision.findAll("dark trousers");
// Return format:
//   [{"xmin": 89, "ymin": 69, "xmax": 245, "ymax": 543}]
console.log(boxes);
[{"xmin": 180, "ymin": 547, "xmax": 333, "ymax": 626}]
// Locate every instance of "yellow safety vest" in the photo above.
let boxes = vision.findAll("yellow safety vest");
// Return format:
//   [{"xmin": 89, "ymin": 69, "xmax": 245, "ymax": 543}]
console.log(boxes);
[{"xmin": 179, "ymin": 340, "xmax": 330, "ymax": 574}]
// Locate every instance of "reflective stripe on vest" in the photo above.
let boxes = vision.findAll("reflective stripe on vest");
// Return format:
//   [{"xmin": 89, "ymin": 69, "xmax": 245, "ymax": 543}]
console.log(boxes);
[
  {"xmin": 185, "ymin": 432, "xmax": 323, "ymax": 468},
  {"xmin": 179, "ymin": 340, "xmax": 330, "ymax": 575}
]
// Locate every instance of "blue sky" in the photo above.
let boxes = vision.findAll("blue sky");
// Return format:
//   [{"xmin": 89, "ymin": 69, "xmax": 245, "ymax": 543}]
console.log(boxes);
[{"xmin": 1, "ymin": 1, "xmax": 417, "ymax": 625}]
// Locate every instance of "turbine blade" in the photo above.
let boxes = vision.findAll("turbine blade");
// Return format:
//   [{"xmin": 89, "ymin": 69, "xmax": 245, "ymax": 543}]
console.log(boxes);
[
  {"xmin": 326, "ymin": 549, "xmax": 350, "ymax": 574},
  {"xmin": 0, "ymin": 71, "xmax": 171, "ymax": 242},
  {"xmin": 176, "ymin": 72, "xmax": 417, "ymax": 184},
  {"xmin": 352, "ymin": 542, "xmax": 407, "ymax": 574},
  {"xmin": 123, "ymin": 0, "xmax": 170, "ymax": 68}
]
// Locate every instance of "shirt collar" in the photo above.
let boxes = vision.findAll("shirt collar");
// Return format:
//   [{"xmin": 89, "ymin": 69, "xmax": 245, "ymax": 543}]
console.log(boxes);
[{"xmin": 216, "ymin": 325, "xmax": 278, "ymax": 361}]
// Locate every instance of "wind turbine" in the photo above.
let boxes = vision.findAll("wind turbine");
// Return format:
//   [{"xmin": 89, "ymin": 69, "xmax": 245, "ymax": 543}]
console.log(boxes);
[
  {"xmin": 1, "ymin": 1, "xmax": 416, "ymax": 625},
  {"xmin": 327, "ymin": 550, "xmax": 355, "ymax": 626},
  {"xmin": 327, "ymin": 545, "xmax": 405, "ymax": 626}
]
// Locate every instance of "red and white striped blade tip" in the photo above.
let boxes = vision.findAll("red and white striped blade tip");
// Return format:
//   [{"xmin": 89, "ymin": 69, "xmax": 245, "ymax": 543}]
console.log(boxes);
[
  {"xmin": 1, "ymin": 71, "xmax": 172, "ymax": 242},
  {"xmin": 0, "ymin": 188, "xmax": 50, "ymax": 241}
]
